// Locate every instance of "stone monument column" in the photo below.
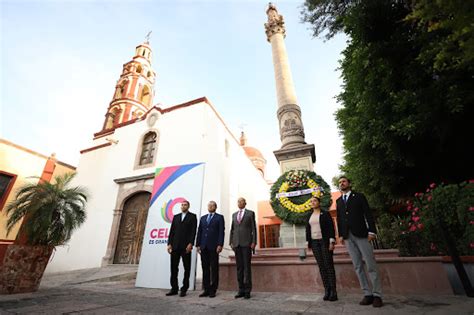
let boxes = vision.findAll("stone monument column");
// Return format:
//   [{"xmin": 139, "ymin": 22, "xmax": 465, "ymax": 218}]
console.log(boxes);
[{"xmin": 265, "ymin": 3, "xmax": 316, "ymax": 247}]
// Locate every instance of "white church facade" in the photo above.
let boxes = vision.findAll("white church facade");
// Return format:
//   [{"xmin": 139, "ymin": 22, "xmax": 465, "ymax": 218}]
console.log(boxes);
[{"xmin": 47, "ymin": 41, "xmax": 269, "ymax": 273}]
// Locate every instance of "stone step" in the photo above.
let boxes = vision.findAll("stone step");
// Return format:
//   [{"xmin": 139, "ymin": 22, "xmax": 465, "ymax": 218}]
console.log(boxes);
[{"xmin": 229, "ymin": 248, "xmax": 399, "ymax": 262}]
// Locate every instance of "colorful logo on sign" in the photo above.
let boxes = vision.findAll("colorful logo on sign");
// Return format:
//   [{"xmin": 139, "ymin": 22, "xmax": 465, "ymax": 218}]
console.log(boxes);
[
  {"xmin": 161, "ymin": 197, "xmax": 186, "ymax": 223},
  {"xmin": 150, "ymin": 163, "xmax": 201, "ymax": 206}
]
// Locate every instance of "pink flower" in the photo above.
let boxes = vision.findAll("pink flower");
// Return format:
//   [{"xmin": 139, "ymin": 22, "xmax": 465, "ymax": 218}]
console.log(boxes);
[
  {"xmin": 430, "ymin": 183, "xmax": 436, "ymax": 189},
  {"xmin": 412, "ymin": 216, "xmax": 420, "ymax": 222},
  {"xmin": 418, "ymin": 223, "xmax": 424, "ymax": 230},
  {"xmin": 469, "ymin": 179, "xmax": 474, "ymax": 184},
  {"xmin": 469, "ymin": 207, "xmax": 474, "ymax": 212},
  {"xmin": 426, "ymin": 188, "xmax": 430, "ymax": 192},
  {"xmin": 414, "ymin": 207, "xmax": 419, "ymax": 212},
  {"xmin": 470, "ymin": 221, "xmax": 474, "ymax": 225},
  {"xmin": 409, "ymin": 225, "xmax": 417, "ymax": 232},
  {"xmin": 427, "ymin": 195, "xmax": 432, "ymax": 202}
]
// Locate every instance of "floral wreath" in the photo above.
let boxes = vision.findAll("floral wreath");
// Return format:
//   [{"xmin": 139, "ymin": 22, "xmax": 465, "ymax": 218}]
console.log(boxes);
[{"xmin": 270, "ymin": 170, "xmax": 332, "ymax": 225}]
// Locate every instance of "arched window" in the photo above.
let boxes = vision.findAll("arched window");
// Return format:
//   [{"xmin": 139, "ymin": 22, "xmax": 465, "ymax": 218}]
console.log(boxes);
[
  {"xmin": 112, "ymin": 108, "xmax": 122, "ymax": 126},
  {"xmin": 136, "ymin": 65, "xmax": 143, "ymax": 74},
  {"xmin": 115, "ymin": 80, "xmax": 128, "ymax": 99},
  {"xmin": 140, "ymin": 85, "xmax": 151, "ymax": 105},
  {"xmin": 139, "ymin": 132, "xmax": 157, "ymax": 165}
]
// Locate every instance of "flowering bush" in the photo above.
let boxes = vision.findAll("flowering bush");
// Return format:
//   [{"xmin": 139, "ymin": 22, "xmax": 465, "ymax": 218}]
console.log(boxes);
[{"xmin": 399, "ymin": 180, "xmax": 474, "ymax": 256}]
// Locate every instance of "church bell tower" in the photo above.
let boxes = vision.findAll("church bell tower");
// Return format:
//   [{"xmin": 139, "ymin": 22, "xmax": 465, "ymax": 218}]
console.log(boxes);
[{"xmin": 102, "ymin": 40, "xmax": 156, "ymax": 130}]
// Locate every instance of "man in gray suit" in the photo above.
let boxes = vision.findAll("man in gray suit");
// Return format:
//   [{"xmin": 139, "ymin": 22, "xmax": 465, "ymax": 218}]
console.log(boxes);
[{"xmin": 229, "ymin": 197, "xmax": 257, "ymax": 299}]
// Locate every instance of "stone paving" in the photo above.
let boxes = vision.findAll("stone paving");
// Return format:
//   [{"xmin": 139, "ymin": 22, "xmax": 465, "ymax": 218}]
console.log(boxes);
[{"xmin": 1, "ymin": 267, "xmax": 473, "ymax": 314}]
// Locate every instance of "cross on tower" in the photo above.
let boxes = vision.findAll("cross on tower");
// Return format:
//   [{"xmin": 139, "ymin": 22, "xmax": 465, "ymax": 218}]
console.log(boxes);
[{"xmin": 145, "ymin": 31, "xmax": 152, "ymax": 43}]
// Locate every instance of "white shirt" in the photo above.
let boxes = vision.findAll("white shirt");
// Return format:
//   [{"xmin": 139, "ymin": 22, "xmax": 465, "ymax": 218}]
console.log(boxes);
[{"xmin": 342, "ymin": 190, "xmax": 352, "ymax": 201}]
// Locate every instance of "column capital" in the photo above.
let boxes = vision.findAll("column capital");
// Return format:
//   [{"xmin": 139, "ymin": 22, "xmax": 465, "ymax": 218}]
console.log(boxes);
[{"xmin": 265, "ymin": 3, "xmax": 286, "ymax": 42}]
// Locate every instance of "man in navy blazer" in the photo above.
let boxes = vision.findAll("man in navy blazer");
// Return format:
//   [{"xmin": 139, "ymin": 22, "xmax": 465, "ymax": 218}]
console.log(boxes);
[{"xmin": 196, "ymin": 201, "xmax": 225, "ymax": 298}]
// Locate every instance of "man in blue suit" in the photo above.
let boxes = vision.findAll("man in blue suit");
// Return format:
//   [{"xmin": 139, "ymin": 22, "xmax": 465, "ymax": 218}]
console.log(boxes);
[{"xmin": 196, "ymin": 200, "xmax": 225, "ymax": 298}]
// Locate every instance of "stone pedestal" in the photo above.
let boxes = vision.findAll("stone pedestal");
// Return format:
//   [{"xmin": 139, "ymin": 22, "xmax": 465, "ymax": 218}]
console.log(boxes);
[
  {"xmin": 279, "ymin": 221, "xmax": 306, "ymax": 248},
  {"xmin": 274, "ymin": 143, "xmax": 316, "ymax": 173},
  {"xmin": 274, "ymin": 144, "xmax": 316, "ymax": 248}
]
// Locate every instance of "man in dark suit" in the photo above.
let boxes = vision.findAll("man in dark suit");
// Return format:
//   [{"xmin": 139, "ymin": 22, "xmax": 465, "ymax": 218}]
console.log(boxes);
[
  {"xmin": 166, "ymin": 200, "xmax": 197, "ymax": 297},
  {"xmin": 229, "ymin": 197, "xmax": 257, "ymax": 299},
  {"xmin": 196, "ymin": 201, "xmax": 225, "ymax": 298},
  {"xmin": 336, "ymin": 176, "xmax": 383, "ymax": 307}
]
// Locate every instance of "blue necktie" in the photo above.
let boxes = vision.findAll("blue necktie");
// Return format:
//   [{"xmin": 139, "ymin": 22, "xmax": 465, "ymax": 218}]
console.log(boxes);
[
  {"xmin": 206, "ymin": 214, "xmax": 212, "ymax": 224},
  {"xmin": 343, "ymin": 194, "xmax": 347, "ymax": 204}
]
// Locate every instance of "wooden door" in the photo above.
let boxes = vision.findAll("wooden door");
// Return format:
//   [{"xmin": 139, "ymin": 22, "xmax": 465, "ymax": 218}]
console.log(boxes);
[{"xmin": 114, "ymin": 192, "xmax": 150, "ymax": 264}]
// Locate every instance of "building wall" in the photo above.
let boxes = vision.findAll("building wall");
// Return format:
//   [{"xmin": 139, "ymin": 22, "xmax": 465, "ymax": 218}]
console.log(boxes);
[
  {"xmin": 1, "ymin": 140, "xmax": 48, "ymax": 241},
  {"xmin": 0, "ymin": 139, "xmax": 75, "ymax": 241},
  {"xmin": 47, "ymin": 100, "xmax": 269, "ymax": 273}
]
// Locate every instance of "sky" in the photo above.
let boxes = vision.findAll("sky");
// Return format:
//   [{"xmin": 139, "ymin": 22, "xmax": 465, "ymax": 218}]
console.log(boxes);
[{"xmin": 1, "ymin": 0, "xmax": 347, "ymax": 188}]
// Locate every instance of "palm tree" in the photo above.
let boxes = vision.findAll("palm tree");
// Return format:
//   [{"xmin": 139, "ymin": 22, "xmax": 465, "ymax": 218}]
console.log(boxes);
[{"xmin": 5, "ymin": 172, "xmax": 88, "ymax": 247}]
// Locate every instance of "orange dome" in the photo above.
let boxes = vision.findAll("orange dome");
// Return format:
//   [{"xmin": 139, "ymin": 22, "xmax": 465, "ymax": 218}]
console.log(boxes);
[{"xmin": 243, "ymin": 146, "xmax": 264, "ymax": 159}]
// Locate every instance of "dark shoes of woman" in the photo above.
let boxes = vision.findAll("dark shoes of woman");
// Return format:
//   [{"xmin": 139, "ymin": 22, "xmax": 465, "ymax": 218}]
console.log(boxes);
[
  {"xmin": 323, "ymin": 289, "xmax": 338, "ymax": 302},
  {"xmin": 328, "ymin": 291, "xmax": 338, "ymax": 301},
  {"xmin": 323, "ymin": 289, "xmax": 330, "ymax": 301}
]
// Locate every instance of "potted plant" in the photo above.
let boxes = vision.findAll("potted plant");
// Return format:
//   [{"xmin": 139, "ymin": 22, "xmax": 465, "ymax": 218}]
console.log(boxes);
[{"xmin": 0, "ymin": 173, "xmax": 88, "ymax": 294}]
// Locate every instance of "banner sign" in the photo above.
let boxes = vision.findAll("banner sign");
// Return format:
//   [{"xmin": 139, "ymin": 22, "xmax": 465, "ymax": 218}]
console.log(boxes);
[
  {"xmin": 275, "ymin": 186, "xmax": 323, "ymax": 198},
  {"xmin": 135, "ymin": 162, "xmax": 205, "ymax": 289}
]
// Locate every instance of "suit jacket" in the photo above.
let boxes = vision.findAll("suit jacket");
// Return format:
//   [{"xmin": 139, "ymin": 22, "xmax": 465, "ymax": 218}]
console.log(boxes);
[
  {"xmin": 229, "ymin": 209, "xmax": 257, "ymax": 247},
  {"xmin": 336, "ymin": 191, "xmax": 377, "ymax": 239},
  {"xmin": 305, "ymin": 210, "xmax": 336, "ymax": 247},
  {"xmin": 167, "ymin": 211, "xmax": 197, "ymax": 251},
  {"xmin": 196, "ymin": 212, "xmax": 225, "ymax": 250}
]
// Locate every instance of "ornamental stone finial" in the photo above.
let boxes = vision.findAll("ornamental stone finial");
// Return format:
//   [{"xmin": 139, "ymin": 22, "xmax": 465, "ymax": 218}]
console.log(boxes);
[{"xmin": 265, "ymin": 2, "xmax": 285, "ymax": 42}]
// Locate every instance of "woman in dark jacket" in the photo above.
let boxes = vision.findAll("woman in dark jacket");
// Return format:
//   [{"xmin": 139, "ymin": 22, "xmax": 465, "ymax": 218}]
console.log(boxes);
[{"xmin": 306, "ymin": 196, "xmax": 337, "ymax": 301}]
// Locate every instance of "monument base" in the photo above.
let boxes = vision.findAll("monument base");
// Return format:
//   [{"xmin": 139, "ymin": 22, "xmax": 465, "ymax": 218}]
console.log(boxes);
[
  {"xmin": 274, "ymin": 143, "xmax": 316, "ymax": 173},
  {"xmin": 274, "ymin": 143, "xmax": 316, "ymax": 247},
  {"xmin": 279, "ymin": 221, "xmax": 306, "ymax": 248}
]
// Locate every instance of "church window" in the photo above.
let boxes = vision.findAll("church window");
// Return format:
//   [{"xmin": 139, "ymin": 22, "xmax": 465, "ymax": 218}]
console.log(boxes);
[
  {"xmin": 147, "ymin": 71, "xmax": 152, "ymax": 78},
  {"xmin": 225, "ymin": 139, "xmax": 230, "ymax": 157},
  {"xmin": 0, "ymin": 172, "xmax": 16, "ymax": 210},
  {"xmin": 136, "ymin": 65, "xmax": 142, "ymax": 74},
  {"xmin": 140, "ymin": 85, "xmax": 151, "ymax": 105},
  {"xmin": 139, "ymin": 132, "xmax": 157, "ymax": 165}
]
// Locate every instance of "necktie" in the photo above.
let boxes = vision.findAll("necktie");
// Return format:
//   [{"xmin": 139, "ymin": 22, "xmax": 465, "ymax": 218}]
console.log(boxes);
[
  {"xmin": 206, "ymin": 214, "xmax": 212, "ymax": 224},
  {"xmin": 237, "ymin": 210, "xmax": 243, "ymax": 223},
  {"xmin": 343, "ymin": 194, "xmax": 347, "ymax": 204}
]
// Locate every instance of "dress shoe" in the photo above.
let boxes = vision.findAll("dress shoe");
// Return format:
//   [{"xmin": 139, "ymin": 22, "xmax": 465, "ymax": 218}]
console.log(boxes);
[
  {"xmin": 372, "ymin": 296, "xmax": 383, "ymax": 308},
  {"xmin": 165, "ymin": 290, "xmax": 178, "ymax": 296},
  {"xmin": 199, "ymin": 291, "xmax": 210, "ymax": 297},
  {"xmin": 179, "ymin": 291, "xmax": 186, "ymax": 297},
  {"xmin": 209, "ymin": 292, "xmax": 216, "ymax": 298},
  {"xmin": 359, "ymin": 295, "xmax": 374, "ymax": 305},
  {"xmin": 244, "ymin": 293, "xmax": 251, "ymax": 299},
  {"xmin": 328, "ymin": 291, "xmax": 338, "ymax": 302},
  {"xmin": 235, "ymin": 292, "xmax": 245, "ymax": 298},
  {"xmin": 323, "ymin": 289, "xmax": 330, "ymax": 301}
]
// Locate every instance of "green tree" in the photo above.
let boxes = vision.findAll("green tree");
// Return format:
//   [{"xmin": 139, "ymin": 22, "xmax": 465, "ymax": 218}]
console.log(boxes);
[
  {"xmin": 6, "ymin": 173, "xmax": 88, "ymax": 246},
  {"xmin": 302, "ymin": 0, "xmax": 474, "ymax": 208}
]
